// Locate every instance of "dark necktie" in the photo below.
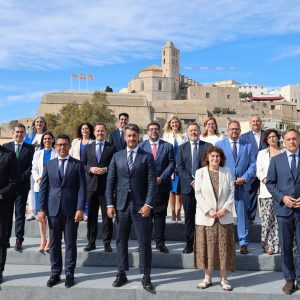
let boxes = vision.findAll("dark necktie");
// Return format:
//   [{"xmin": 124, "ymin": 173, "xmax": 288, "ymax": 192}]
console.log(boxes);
[
  {"xmin": 232, "ymin": 142, "xmax": 237, "ymax": 161},
  {"xmin": 128, "ymin": 151, "xmax": 133, "ymax": 171},
  {"xmin": 16, "ymin": 144, "xmax": 21, "ymax": 158},
  {"xmin": 120, "ymin": 131, "xmax": 124, "ymax": 146},
  {"xmin": 96, "ymin": 143, "xmax": 102, "ymax": 163},
  {"xmin": 291, "ymin": 154, "xmax": 297, "ymax": 180},
  {"xmin": 59, "ymin": 159, "xmax": 66, "ymax": 181},
  {"xmin": 152, "ymin": 143, "xmax": 157, "ymax": 160},
  {"xmin": 192, "ymin": 142, "xmax": 198, "ymax": 177}
]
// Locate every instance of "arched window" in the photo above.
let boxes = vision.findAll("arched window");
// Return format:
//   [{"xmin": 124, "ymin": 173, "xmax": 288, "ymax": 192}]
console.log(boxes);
[
  {"xmin": 140, "ymin": 80, "xmax": 144, "ymax": 91},
  {"xmin": 158, "ymin": 80, "xmax": 162, "ymax": 91}
]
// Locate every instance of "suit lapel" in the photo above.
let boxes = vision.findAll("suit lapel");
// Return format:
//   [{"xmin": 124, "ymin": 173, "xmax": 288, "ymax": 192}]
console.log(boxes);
[
  {"xmin": 294, "ymin": 152, "xmax": 300, "ymax": 182},
  {"xmin": 203, "ymin": 167, "xmax": 217, "ymax": 202},
  {"xmin": 218, "ymin": 168, "xmax": 226, "ymax": 198},
  {"xmin": 156, "ymin": 140, "xmax": 163, "ymax": 160},
  {"xmin": 62, "ymin": 157, "xmax": 74, "ymax": 186},
  {"xmin": 236, "ymin": 141, "xmax": 244, "ymax": 165},
  {"xmin": 130, "ymin": 148, "xmax": 142, "ymax": 175},
  {"xmin": 224, "ymin": 139, "xmax": 235, "ymax": 164}
]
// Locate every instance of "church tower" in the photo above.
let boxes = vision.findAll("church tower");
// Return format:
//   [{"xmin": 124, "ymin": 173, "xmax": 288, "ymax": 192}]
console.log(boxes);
[{"xmin": 162, "ymin": 41, "xmax": 179, "ymax": 79}]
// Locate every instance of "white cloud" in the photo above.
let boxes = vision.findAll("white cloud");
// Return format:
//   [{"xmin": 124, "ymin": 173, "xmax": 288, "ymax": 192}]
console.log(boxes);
[
  {"xmin": 3, "ymin": 91, "xmax": 52, "ymax": 104},
  {"xmin": 1, "ymin": 0, "xmax": 300, "ymax": 70},
  {"xmin": 273, "ymin": 46, "xmax": 300, "ymax": 61}
]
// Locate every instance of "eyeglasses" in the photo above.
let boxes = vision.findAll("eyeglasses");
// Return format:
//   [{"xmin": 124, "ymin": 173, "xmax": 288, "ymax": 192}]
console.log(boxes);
[{"xmin": 56, "ymin": 143, "xmax": 69, "ymax": 148}]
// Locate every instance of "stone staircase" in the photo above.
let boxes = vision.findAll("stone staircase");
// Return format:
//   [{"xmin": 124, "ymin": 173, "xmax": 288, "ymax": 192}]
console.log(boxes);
[{"xmin": 0, "ymin": 220, "xmax": 292, "ymax": 300}]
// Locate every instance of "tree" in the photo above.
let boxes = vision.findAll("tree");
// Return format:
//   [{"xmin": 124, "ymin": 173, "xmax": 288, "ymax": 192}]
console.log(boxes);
[
  {"xmin": 44, "ymin": 92, "xmax": 116, "ymax": 139},
  {"xmin": 213, "ymin": 107, "xmax": 221, "ymax": 115},
  {"xmin": 105, "ymin": 86, "xmax": 113, "ymax": 92}
]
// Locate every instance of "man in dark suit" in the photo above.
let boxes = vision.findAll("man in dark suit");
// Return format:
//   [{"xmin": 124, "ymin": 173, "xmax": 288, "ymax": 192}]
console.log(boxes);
[
  {"xmin": 177, "ymin": 122, "xmax": 212, "ymax": 254},
  {"xmin": 3, "ymin": 123, "xmax": 35, "ymax": 251},
  {"xmin": 106, "ymin": 123, "xmax": 157, "ymax": 292},
  {"xmin": 240, "ymin": 115, "xmax": 266, "ymax": 223},
  {"xmin": 267, "ymin": 129, "xmax": 300, "ymax": 294},
  {"xmin": 139, "ymin": 122, "xmax": 175, "ymax": 253},
  {"xmin": 0, "ymin": 146, "xmax": 20, "ymax": 284},
  {"xmin": 109, "ymin": 112, "xmax": 129, "ymax": 151},
  {"xmin": 81, "ymin": 123, "xmax": 116, "ymax": 252},
  {"xmin": 38, "ymin": 134, "xmax": 87, "ymax": 288}
]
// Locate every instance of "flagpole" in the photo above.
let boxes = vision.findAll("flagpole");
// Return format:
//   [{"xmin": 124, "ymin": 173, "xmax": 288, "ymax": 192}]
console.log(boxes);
[
  {"xmin": 79, "ymin": 77, "xmax": 80, "ymax": 91},
  {"xmin": 71, "ymin": 76, "xmax": 73, "ymax": 90},
  {"xmin": 87, "ymin": 77, "xmax": 89, "ymax": 91}
]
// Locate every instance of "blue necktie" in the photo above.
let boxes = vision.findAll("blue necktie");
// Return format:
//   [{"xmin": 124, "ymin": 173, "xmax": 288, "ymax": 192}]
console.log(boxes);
[
  {"xmin": 128, "ymin": 151, "xmax": 133, "ymax": 171},
  {"xmin": 192, "ymin": 142, "xmax": 198, "ymax": 177},
  {"xmin": 96, "ymin": 143, "xmax": 102, "ymax": 163},
  {"xmin": 232, "ymin": 142, "xmax": 237, "ymax": 161},
  {"xmin": 59, "ymin": 159, "xmax": 66, "ymax": 182},
  {"xmin": 291, "ymin": 154, "xmax": 297, "ymax": 180}
]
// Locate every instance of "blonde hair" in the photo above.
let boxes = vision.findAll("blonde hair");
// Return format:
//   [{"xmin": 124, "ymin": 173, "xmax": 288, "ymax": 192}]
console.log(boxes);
[
  {"xmin": 163, "ymin": 115, "xmax": 183, "ymax": 133},
  {"xmin": 202, "ymin": 117, "xmax": 220, "ymax": 137}
]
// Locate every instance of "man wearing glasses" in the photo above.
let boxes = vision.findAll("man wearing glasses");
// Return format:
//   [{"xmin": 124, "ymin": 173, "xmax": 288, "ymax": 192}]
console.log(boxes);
[
  {"xmin": 38, "ymin": 134, "xmax": 87, "ymax": 288},
  {"xmin": 4, "ymin": 124, "xmax": 34, "ymax": 251}
]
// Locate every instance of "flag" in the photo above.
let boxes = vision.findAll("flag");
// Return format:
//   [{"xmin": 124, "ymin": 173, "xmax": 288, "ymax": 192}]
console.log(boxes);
[
  {"xmin": 71, "ymin": 74, "xmax": 78, "ymax": 79},
  {"xmin": 87, "ymin": 73, "xmax": 94, "ymax": 80},
  {"xmin": 79, "ymin": 73, "xmax": 86, "ymax": 79}
]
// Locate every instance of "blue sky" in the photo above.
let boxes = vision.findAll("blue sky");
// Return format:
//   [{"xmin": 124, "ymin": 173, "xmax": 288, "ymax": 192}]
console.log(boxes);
[{"xmin": 1, "ymin": 0, "xmax": 300, "ymax": 123}]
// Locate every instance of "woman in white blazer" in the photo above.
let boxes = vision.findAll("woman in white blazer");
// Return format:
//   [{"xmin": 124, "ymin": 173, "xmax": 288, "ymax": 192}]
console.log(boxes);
[
  {"xmin": 256, "ymin": 129, "xmax": 283, "ymax": 255},
  {"xmin": 162, "ymin": 115, "xmax": 187, "ymax": 223},
  {"xmin": 194, "ymin": 146, "xmax": 236, "ymax": 291},
  {"xmin": 32, "ymin": 131, "xmax": 57, "ymax": 252},
  {"xmin": 69, "ymin": 122, "xmax": 94, "ymax": 220}
]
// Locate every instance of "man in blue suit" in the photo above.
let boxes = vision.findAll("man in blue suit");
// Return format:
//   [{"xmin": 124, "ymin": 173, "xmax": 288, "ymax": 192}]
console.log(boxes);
[
  {"xmin": 267, "ymin": 129, "xmax": 300, "ymax": 294},
  {"xmin": 216, "ymin": 120, "xmax": 256, "ymax": 254},
  {"xmin": 139, "ymin": 122, "xmax": 175, "ymax": 253},
  {"xmin": 177, "ymin": 122, "xmax": 212, "ymax": 254},
  {"xmin": 3, "ymin": 124, "xmax": 34, "ymax": 251},
  {"xmin": 38, "ymin": 134, "xmax": 87, "ymax": 288},
  {"xmin": 240, "ymin": 115, "xmax": 266, "ymax": 223},
  {"xmin": 106, "ymin": 124, "xmax": 157, "ymax": 292},
  {"xmin": 109, "ymin": 112, "xmax": 129, "ymax": 151}
]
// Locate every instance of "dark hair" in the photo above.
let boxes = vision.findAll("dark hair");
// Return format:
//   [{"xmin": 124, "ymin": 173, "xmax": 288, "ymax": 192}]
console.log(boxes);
[
  {"xmin": 262, "ymin": 129, "xmax": 281, "ymax": 147},
  {"xmin": 119, "ymin": 112, "xmax": 129, "ymax": 119},
  {"xmin": 56, "ymin": 133, "xmax": 71, "ymax": 144},
  {"xmin": 94, "ymin": 123, "xmax": 107, "ymax": 130},
  {"xmin": 147, "ymin": 122, "xmax": 160, "ymax": 130},
  {"xmin": 13, "ymin": 123, "xmax": 26, "ymax": 131},
  {"xmin": 202, "ymin": 117, "xmax": 220, "ymax": 137},
  {"xmin": 202, "ymin": 146, "xmax": 226, "ymax": 167},
  {"xmin": 187, "ymin": 122, "xmax": 200, "ymax": 131},
  {"xmin": 124, "ymin": 123, "xmax": 140, "ymax": 134},
  {"xmin": 227, "ymin": 120, "xmax": 241, "ymax": 128},
  {"xmin": 40, "ymin": 131, "xmax": 55, "ymax": 149},
  {"xmin": 31, "ymin": 116, "xmax": 47, "ymax": 133},
  {"xmin": 75, "ymin": 122, "xmax": 95, "ymax": 139},
  {"xmin": 283, "ymin": 128, "xmax": 300, "ymax": 138}
]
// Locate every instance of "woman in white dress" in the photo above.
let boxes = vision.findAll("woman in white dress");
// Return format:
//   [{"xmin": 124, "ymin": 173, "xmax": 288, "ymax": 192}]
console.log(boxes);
[{"xmin": 200, "ymin": 117, "xmax": 223, "ymax": 146}]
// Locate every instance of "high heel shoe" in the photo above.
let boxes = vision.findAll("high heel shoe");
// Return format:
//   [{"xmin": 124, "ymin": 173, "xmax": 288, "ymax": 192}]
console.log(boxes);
[
  {"xmin": 38, "ymin": 239, "xmax": 47, "ymax": 252},
  {"xmin": 44, "ymin": 241, "xmax": 50, "ymax": 253}
]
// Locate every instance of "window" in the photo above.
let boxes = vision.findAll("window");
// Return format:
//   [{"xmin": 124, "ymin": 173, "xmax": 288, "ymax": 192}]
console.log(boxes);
[
  {"xmin": 206, "ymin": 92, "xmax": 210, "ymax": 99},
  {"xmin": 163, "ymin": 59, "xmax": 165, "ymax": 64},
  {"xmin": 140, "ymin": 81, "xmax": 144, "ymax": 91},
  {"xmin": 158, "ymin": 80, "xmax": 162, "ymax": 91},
  {"xmin": 227, "ymin": 95, "xmax": 230, "ymax": 99}
]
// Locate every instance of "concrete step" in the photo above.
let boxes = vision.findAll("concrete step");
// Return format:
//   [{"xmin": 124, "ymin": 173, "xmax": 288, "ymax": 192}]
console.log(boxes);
[
  {"xmin": 6, "ymin": 238, "xmax": 281, "ymax": 271},
  {"xmin": 0, "ymin": 264, "xmax": 290, "ymax": 300},
  {"xmin": 14, "ymin": 218, "xmax": 262, "ymax": 242}
]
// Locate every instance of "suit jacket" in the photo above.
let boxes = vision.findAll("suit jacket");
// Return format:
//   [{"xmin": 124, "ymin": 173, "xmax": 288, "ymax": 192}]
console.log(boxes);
[
  {"xmin": 195, "ymin": 166, "xmax": 235, "ymax": 226},
  {"xmin": 109, "ymin": 128, "xmax": 126, "ymax": 151},
  {"xmin": 216, "ymin": 138, "xmax": 256, "ymax": 199},
  {"xmin": 39, "ymin": 156, "xmax": 87, "ymax": 217},
  {"xmin": 69, "ymin": 138, "xmax": 94, "ymax": 160},
  {"xmin": 139, "ymin": 139, "xmax": 176, "ymax": 193},
  {"xmin": 31, "ymin": 148, "xmax": 58, "ymax": 192},
  {"xmin": 81, "ymin": 141, "xmax": 116, "ymax": 194},
  {"xmin": 266, "ymin": 151, "xmax": 300, "ymax": 217},
  {"xmin": 240, "ymin": 130, "xmax": 266, "ymax": 157},
  {"xmin": 177, "ymin": 140, "xmax": 212, "ymax": 194},
  {"xmin": 0, "ymin": 145, "xmax": 20, "ymax": 201},
  {"xmin": 3, "ymin": 141, "xmax": 35, "ymax": 191},
  {"xmin": 105, "ymin": 148, "xmax": 157, "ymax": 211}
]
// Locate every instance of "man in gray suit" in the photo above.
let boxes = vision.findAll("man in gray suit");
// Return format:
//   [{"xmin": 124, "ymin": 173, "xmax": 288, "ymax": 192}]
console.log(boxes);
[{"xmin": 106, "ymin": 124, "xmax": 157, "ymax": 292}]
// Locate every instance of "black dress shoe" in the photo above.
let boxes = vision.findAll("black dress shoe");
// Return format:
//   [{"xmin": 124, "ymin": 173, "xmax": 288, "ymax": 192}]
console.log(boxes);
[
  {"xmin": 142, "ymin": 275, "xmax": 155, "ymax": 293},
  {"xmin": 112, "ymin": 272, "xmax": 127, "ymax": 287},
  {"xmin": 182, "ymin": 246, "xmax": 193, "ymax": 254},
  {"xmin": 83, "ymin": 243, "xmax": 96, "ymax": 252},
  {"xmin": 240, "ymin": 245, "xmax": 248, "ymax": 255},
  {"xmin": 104, "ymin": 244, "xmax": 112, "ymax": 252},
  {"xmin": 65, "ymin": 274, "xmax": 75, "ymax": 288},
  {"xmin": 283, "ymin": 280, "xmax": 296, "ymax": 294},
  {"xmin": 15, "ymin": 240, "xmax": 23, "ymax": 252},
  {"xmin": 46, "ymin": 275, "xmax": 61, "ymax": 287},
  {"xmin": 0, "ymin": 271, "xmax": 3, "ymax": 284},
  {"xmin": 156, "ymin": 244, "xmax": 169, "ymax": 253}
]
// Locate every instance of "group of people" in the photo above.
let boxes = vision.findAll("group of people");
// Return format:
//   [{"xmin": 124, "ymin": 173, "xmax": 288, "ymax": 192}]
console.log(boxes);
[{"xmin": 0, "ymin": 112, "xmax": 300, "ymax": 295}]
